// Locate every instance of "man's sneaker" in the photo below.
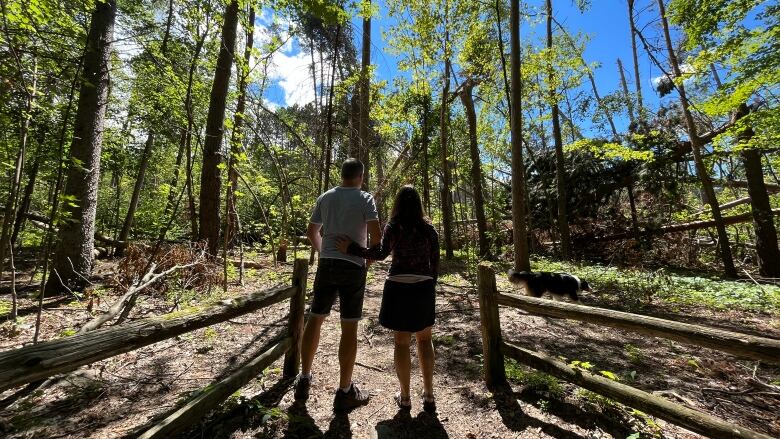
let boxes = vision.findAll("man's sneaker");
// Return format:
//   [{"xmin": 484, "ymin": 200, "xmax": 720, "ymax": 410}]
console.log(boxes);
[
  {"xmin": 294, "ymin": 375, "xmax": 311, "ymax": 401},
  {"xmin": 333, "ymin": 383, "xmax": 370, "ymax": 412}
]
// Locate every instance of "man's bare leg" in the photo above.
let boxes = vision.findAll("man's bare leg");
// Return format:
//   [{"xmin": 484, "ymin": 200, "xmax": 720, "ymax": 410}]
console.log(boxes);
[
  {"xmin": 338, "ymin": 320, "xmax": 359, "ymax": 389},
  {"xmin": 301, "ymin": 314, "xmax": 326, "ymax": 375}
]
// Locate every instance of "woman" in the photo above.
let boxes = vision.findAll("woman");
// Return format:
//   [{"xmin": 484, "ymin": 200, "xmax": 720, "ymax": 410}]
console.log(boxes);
[{"xmin": 335, "ymin": 185, "xmax": 439, "ymax": 412}]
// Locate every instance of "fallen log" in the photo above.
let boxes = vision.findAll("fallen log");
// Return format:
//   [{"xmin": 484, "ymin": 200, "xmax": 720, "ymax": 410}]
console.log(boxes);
[
  {"xmin": 0, "ymin": 284, "xmax": 297, "ymax": 392},
  {"xmin": 593, "ymin": 208, "xmax": 780, "ymax": 242},
  {"xmin": 138, "ymin": 337, "xmax": 291, "ymax": 439},
  {"xmin": 496, "ymin": 293, "xmax": 780, "ymax": 365},
  {"xmin": 502, "ymin": 342, "xmax": 772, "ymax": 439},
  {"xmin": 693, "ymin": 196, "xmax": 751, "ymax": 216},
  {"xmin": 721, "ymin": 179, "xmax": 780, "ymax": 193}
]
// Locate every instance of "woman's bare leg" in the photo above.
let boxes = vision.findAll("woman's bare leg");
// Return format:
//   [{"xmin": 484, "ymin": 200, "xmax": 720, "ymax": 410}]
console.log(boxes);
[
  {"xmin": 415, "ymin": 326, "xmax": 435, "ymax": 399},
  {"xmin": 394, "ymin": 331, "xmax": 412, "ymax": 398}
]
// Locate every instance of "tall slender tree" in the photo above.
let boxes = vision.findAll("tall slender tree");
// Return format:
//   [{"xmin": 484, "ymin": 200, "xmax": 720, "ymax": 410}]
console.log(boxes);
[
  {"xmin": 358, "ymin": 2, "xmax": 372, "ymax": 189},
  {"xmin": 227, "ymin": 5, "xmax": 255, "ymax": 247},
  {"xmin": 199, "ymin": 0, "xmax": 240, "ymax": 254},
  {"xmin": 657, "ymin": 0, "xmax": 736, "ymax": 277},
  {"xmin": 510, "ymin": 0, "xmax": 530, "ymax": 271},
  {"xmin": 627, "ymin": 0, "xmax": 644, "ymax": 118},
  {"xmin": 46, "ymin": 0, "xmax": 117, "ymax": 293},
  {"xmin": 439, "ymin": 2, "xmax": 455, "ymax": 259},
  {"xmin": 546, "ymin": 0, "xmax": 571, "ymax": 260},
  {"xmin": 460, "ymin": 79, "xmax": 490, "ymax": 259}
]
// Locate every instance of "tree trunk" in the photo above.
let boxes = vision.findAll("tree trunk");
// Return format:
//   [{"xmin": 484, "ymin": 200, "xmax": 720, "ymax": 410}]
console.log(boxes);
[
  {"xmin": 627, "ymin": 0, "xmax": 644, "ymax": 118},
  {"xmin": 116, "ymin": 132, "xmax": 153, "ymax": 256},
  {"xmin": 460, "ymin": 80, "xmax": 490, "ymax": 259},
  {"xmin": 657, "ymin": 0, "xmax": 736, "ymax": 277},
  {"xmin": 12, "ymin": 149, "xmax": 41, "ymax": 247},
  {"xmin": 358, "ymin": 7, "xmax": 371, "ymax": 189},
  {"xmin": 421, "ymin": 95, "xmax": 431, "ymax": 212},
  {"xmin": 199, "ymin": 0, "xmax": 240, "ymax": 255},
  {"xmin": 547, "ymin": 0, "xmax": 571, "ymax": 260},
  {"xmin": 507, "ymin": 0, "xmax": 530, "ymax": 271},
  {"xmin": 439, "ymin": 56, "xmax": 455, "ymax": 259},
  {"xmin": 186, "ymin": 126, "xmax": 198, "ymax": 238},
  {"xmin": 626, "ymin": 180, "xmax": 641, "ymax": 243},
  {"xmin": 226, "ymin": 5, "xmax": 255, "ymax": 248},
  {"xmin": 617, "ymin": 58, "xmax": 635, "ymax": 125},
  {"xmin": 159, "ymin": 17, "xmax": 207, "ymax": 242},
  {"xmin": 741, "ymin": 143, "xmax": 780, "ymax": 277},
  {"xmin": 45, "ymin": 0, "xmax": 116, "ymax": 294}
]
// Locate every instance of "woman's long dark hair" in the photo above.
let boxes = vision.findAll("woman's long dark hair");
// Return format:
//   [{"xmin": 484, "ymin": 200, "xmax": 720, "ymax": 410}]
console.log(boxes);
[{"xmin": 390, "ymin": 185, "xmax": 428, "ymax": 228}]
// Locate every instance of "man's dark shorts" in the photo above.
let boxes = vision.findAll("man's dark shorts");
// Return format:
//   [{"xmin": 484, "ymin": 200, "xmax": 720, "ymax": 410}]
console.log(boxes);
[{"xmin": 309, "ymin": 258, "xmax": 367, "ymax": 321}]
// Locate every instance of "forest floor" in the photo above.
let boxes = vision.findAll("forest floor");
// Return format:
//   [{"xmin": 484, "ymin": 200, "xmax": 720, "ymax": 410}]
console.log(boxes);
[{"xmin": 1, "ymin": 252, "xmax": 779, "ymax": 438}]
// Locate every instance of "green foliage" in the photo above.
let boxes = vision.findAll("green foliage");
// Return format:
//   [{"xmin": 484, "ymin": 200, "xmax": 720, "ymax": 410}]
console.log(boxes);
[
  {"xmin": 565, "ymin": 139, "xmax": 654, "ymax": 162},
  {"xmin": 59, "ymin": 328, "xmax": 77, "ymax": 338},
  {"xmin": 505, "ymin": 358, "xmax": 564, "ymax": 399},
  {"xmin": 532, "ymin": 257, "xmax": 780, "ymax": 313},
  {"xmin": 623, "ymin": 344, "xmax": 643, "ymax": 364}
]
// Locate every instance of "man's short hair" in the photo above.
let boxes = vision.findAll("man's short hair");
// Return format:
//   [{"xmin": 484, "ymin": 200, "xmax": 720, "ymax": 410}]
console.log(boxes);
[{"xmin": 341, "ymin": 158, "xmax": 364, "ymax": 180}]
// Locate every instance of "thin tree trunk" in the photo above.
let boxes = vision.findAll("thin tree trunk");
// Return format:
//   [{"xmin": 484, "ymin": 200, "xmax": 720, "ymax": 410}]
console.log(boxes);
[
  {"xmin": 439, "ymin": 63, "xmax": 455, "ymax": 259},
  {"xmin": 9, "ymin": 242, "xmax": 16, "ymax": 320},
  {"xmin": 460, "ymin": 80, "xmax": 490, "ymax": 259},
  {"xmin": 358, "ymin": 6, "xmax": 371, "ymax": 189},
  {"xmin": 199, "ymin": 0, "xmax": 240, "ymax": 255},
  {"xmin": 617, "ymin": 58, "xmax": 635, "ymax": 125},
  {"xmin": 227, "ymin": 5, "xmax": 255, "ymax": 247},
  {"xmin": 547, "ymin": 0, "xmax": 571, "ymax": 260},
  {"xmin": 310, "ymin": 25, "xmax": 341, "ymax": 265},
  {"xmin": 421, "ymin": 95, "xmax": 431, "ymax": 212},
  {"xmin": 12, "ymin": 147, "xmax": 41, "ymax": 247},
  {"xmin": 161, "ymin": 0, "xmax": 174, "ymax": 53},
  {"xmin": 626, "ymin": 180, "xmax": 641, "ymax": 242},
  {"xmin": 116, "ymin": 132, "xmax": 153, "ymax": 256},
  {"xmin": 627, "ymin": 0, "xmax": 644, "ymax": 118},
  {"xmin": 737, "ymin": 119, "xmax": 780, "ymax": 277},
  {"xmin": 0, "ymin": 56, "xmax": 37, "ymax": 280},
  {"xmin": 45, "ymin": 0, "xmax": 116, "ymax": 294},
  {"xmin": 657, "ymin": 0, "xmax": 736, "ymax": 277},
  {"xmin": 159, "ymin": 16, "xmax": 208, "ymax": 242},
  {"xmin": 186, "ymin": 125, "xmax": 198, "ymax": 238},
  {"xmin": 510, "ymin": 0, "xmax": 530, "ymax": 271}
]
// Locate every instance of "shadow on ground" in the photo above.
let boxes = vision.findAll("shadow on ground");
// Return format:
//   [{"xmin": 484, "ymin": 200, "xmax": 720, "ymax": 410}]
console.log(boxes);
[{"xmin": 374, "ymin": 409, "xmax": 447, "ymax": 439}]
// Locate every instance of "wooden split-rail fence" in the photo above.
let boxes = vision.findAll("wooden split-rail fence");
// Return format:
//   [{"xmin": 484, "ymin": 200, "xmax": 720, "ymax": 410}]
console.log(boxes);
[
  {"xmin": 0, "ymin": 259, "xmax": 309, "ymax": 439},
  {"xmin": 477, "ymin": 262, "xmax": 778, "ymax": 439}
]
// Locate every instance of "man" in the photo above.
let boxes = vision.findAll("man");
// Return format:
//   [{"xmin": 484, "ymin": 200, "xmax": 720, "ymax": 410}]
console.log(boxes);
[{"xmin": 295, "ymin": 158, "xmax": 381, "ymax": 412}]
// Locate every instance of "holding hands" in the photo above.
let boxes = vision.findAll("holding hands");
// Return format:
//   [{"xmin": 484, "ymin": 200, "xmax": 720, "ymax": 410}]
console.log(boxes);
[{"xmin": 335, "ymin": 235, "xmax": 353, "ymax": 254}]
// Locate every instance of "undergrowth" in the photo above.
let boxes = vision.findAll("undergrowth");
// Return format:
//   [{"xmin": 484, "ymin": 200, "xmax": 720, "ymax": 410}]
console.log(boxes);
[{"xmin": 525, "ymin": 257, "xmax": 780, "ymax": 313}]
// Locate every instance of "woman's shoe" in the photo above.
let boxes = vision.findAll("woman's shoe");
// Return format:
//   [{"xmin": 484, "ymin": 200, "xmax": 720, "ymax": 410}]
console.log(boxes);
[
  {"xmin": 422, "ymin": 393, "xmax": 436, "ymax": 414},
  {"xmin": 394, "ymin": 392, "xmax": 411, "ymax": 411}
]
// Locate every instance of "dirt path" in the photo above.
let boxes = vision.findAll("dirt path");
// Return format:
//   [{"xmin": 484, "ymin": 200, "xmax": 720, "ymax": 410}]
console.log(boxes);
[{"xmin": 1, "ymin": 256, "xmax": 778, "ymax": 438}]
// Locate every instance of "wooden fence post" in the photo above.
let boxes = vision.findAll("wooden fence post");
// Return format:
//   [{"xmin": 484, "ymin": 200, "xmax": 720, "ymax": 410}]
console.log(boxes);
[
  {"xmin": 283, "ymin": 258, "xmax": 308, "ymax": 377},
  {"xmin": 478, "ymin": 262, "xmax": 506, "ymax": 389}
]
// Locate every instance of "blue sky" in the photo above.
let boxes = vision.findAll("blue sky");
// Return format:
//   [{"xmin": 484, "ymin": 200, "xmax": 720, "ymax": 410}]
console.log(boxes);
[{"xmin": 263, "ymin": 0, "xmax": 675, "ymax": 135}]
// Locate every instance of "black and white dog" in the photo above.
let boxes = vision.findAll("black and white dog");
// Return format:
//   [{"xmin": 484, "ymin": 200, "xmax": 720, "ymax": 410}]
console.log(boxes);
[{"xmin": 508, "ymin": 270, "xmax": 592, "ymax": 303}]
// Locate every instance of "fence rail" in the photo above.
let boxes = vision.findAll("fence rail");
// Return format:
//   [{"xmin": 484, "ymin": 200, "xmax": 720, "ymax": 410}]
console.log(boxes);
[
  {"xmin": 477, "ymin": 262, "xmax": 774, "ymax": 439},
  {"xmin": 496, "ymin": 292, "xmax": 780, "ymax": 365},
  {"xmin": 0, "ymin": 258, "xmax": 309, "ymax": 438}
]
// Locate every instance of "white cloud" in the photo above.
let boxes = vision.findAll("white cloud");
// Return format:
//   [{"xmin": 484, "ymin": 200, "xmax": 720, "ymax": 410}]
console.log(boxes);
[
  {"xmin": 253, "ymin": 10, "xmax": 327, "ymax": 108},
  {"xmin": 268, "ymin": 49, "xmax": 317, "ymax": 107}
]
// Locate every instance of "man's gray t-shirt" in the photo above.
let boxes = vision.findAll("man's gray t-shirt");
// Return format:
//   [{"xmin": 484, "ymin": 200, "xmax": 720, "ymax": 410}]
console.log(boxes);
[{"xmin": 310, "ymin": 186, "xmax": 379, "ymax": 267}]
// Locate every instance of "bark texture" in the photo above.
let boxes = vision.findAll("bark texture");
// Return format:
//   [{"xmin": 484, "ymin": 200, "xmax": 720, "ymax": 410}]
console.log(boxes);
[
  {"xmin": 45, "ymin": 0, "xmax": 116, "ymax": 293},
  {"xmin": 199, "ymin": 0, "xmax": 239, "ymax": 254},
  {"xmin": 509, "ymin": 0, "xmax": 530, "ymax": 271}
]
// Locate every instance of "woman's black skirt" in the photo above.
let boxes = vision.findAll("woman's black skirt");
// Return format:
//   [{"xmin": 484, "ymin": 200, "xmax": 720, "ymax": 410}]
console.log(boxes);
[{"xmin": 378, "ymin": 279, "xmax": 435, "ymax": 332}]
